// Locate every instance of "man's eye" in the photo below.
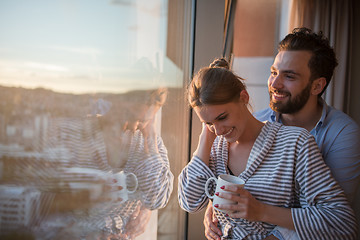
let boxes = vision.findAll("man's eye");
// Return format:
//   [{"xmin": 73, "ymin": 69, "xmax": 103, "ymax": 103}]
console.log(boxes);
[
  {"xmin": 285, "ymin": 74, "xmax": 295, "ymax": 79},
  {"xmin": 271, "ymin": 71, "xmax": 277, "ymax": 77}
]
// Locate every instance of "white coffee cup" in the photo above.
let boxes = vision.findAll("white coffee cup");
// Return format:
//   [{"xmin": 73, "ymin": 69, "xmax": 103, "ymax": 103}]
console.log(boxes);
[
  {"xmin": 205, "ymin": 174, "xmax": 245, "ymax": 213},
  {"xmin": 108, "ymin": 171, "xmax": 138, "ymax": 202}
]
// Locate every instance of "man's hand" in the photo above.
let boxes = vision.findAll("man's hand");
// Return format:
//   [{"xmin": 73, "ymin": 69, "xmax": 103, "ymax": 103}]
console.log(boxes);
[{"xmin": 204, "ymin": 201, "xmax": 222, "ymax": 240}]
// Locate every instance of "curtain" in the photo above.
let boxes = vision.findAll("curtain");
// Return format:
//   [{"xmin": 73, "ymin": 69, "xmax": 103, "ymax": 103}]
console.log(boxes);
[
  {"xmin": 288, "ymin": 0, "xmax": 353, "ymax": 112},
  {"xmin": 223, "ymin": 0, "xmax": 236, "ymax": 63}
]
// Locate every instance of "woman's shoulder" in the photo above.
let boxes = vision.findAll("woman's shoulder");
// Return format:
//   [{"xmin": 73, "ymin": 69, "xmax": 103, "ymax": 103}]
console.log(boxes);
[{"xmin": 264, "ymin": 123, "xmax": 318, "ymax": 158}]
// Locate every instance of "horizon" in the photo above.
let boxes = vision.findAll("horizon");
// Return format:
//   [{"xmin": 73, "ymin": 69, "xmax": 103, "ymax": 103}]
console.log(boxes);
[{"xmin": 0, "ymin": 0, "xmax": 182, "ymax": 95}]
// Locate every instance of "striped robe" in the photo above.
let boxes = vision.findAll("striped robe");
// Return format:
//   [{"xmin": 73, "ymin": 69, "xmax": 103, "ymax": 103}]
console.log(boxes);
[
  {"xmin": 178, "ymin": 122, "xmax": 357, "ymax": 240},
  {"xmin": 35, "ymin": 117, "xmax": 173, "ymax": 239}
]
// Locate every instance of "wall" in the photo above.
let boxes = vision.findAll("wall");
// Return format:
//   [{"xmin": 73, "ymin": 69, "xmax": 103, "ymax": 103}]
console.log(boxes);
[{"xmin": 232, "ymin": 0, "xmax": 281, "ymax": 112}]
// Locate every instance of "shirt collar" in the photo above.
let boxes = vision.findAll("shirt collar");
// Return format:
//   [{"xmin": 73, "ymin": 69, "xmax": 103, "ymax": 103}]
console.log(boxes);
[
  {"xmin": 310, "ymin": 98, "xmax": 327, "ymax": 135},
  {"xmin": 270, "ymin": 111, "xmax": 281, "ymax": 123}
]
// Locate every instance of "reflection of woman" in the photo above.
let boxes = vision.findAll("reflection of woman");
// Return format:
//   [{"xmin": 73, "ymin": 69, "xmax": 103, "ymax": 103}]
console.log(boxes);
[
  {"xmin": 100, "ymin": 88, "xmax": 174, "ymax": 239},
  {"xmin": 100, "ymin": 88, "xmax": 173, "ymax": 208},
  {"xmin": 178, "ymin": 59, "xmax": 357, "ymax": 239},
  {"xmin": 33, "ymin": 88, "xmax": 173, "ymax": 240}
]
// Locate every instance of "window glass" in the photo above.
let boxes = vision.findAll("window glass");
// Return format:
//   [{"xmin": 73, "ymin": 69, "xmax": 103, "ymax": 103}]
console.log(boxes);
[{"xmin": 0, "ymin": 0, "xmax": 190, "ymax": 239}]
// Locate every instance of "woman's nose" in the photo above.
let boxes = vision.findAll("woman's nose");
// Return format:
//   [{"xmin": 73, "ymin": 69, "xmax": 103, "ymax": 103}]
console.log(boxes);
[{"xmin": 212, "ymin": 124, "xmax": 223, "ymax": 136}]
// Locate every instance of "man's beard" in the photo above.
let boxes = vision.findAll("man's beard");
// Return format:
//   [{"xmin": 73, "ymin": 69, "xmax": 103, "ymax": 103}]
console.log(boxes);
[{"xmin": 269, "ymin": 82, "xmax": 312, "ymax": 114}]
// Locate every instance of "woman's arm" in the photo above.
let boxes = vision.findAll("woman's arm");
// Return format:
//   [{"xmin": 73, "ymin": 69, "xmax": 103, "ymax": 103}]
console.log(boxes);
[
  {"xmin": 178, "ymin": 123, "xmax": 218, "ymax": 212},
  {"xmin": 178, "ymin": 156, "xmax": 217, "ymax": 212},
  {"xmin": 193, "ymin": 123, "xmax": 217, "ymax": 165},
  {"xmin": 291, "ymin": 135, "xmax": 357, "ymax": 239},
  {"xmin": 215, "ymin": 134, "xmax": 357, "ymax": 239},
  {"xmin": 215, "ymin": 186, "xmax": 295, "ymax": 230},
  {"xmin": 130, "ymin": 135, "xmax": 174, "ymax": 210}
]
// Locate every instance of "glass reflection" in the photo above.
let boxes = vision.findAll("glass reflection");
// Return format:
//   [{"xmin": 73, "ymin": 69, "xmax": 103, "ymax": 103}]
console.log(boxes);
[{"xmin": 0, "ymin": 87, "xmax": 174, "ymax": 239}]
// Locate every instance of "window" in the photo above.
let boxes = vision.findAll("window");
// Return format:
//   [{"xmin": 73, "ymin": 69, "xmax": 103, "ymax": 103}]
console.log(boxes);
[{"xmin": 0, "ymin": 0, "xmax": 191, "ymax": 239}]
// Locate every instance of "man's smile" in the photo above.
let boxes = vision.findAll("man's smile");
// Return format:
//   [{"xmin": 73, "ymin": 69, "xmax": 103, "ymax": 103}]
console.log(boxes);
[{"xmin": 271, "ymin": 90, "xmax": 289, "ymax": 101}]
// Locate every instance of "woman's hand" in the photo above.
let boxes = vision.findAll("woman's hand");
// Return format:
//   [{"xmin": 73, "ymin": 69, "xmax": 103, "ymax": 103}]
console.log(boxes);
[
  {"xmin": 201, "ymin": 122, "xmax": 217, "ymax": 142},
  {"xmin": 215, "ymin": 185, "xmax": 295, "ymax": 229},
  {"xmin": 120, "ymin": 104, "xmax": 160, "ymax": 155},
  {"xmin": 215, "ymin": 185, "xmax": 264, "ymax": 221},
  {"xmin": 194, "ymin": 123, "xmax": 217, "ymax": 165},
  {"xmin": 204, "ymin": 201, "xmax": 222, "ymax": 240},
  {"xmin": 138, "ymin": 117, "xmax": 159, "ymax": 154}
]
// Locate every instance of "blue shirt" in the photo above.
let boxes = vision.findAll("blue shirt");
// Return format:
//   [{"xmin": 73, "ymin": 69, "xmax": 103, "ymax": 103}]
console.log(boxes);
[{"xmin": 254, "ymin": 99, "xmax": 360, "ymax": 204}]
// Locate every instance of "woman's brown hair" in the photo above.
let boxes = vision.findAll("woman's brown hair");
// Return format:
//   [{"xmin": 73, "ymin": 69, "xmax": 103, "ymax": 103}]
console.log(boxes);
[{"xmin": 188, "ymin": 58, "xmax": 246, "ymax": 108}]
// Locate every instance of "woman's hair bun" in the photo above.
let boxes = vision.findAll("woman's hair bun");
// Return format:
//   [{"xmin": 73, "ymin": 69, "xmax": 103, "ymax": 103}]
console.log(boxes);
[{"xmin": 209, "ymin": 58, "xmax": 229, "ymax": 69}]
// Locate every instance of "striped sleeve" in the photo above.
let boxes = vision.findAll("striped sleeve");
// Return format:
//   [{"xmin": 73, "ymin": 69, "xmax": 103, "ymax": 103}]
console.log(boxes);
[
  {"xmin": 131, "ymin": 136, "xmax": 174, "ymax": 210},
  {"xmin": 292, "ymin": 134, "xmax": 358, "ymax": 240},
  {"xmin": 178, "ymin": 155, "xmax": 216, "ymax": 212}
]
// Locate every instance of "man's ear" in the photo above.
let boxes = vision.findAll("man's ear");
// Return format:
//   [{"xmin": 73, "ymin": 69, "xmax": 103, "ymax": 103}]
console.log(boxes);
[
  {"xmin": 311, "ymin": 77, "xmax": 326, "ymax": 95},
  {"xmin": 240, "ymin": 89, "xmax": 249, "ymax": 104}
]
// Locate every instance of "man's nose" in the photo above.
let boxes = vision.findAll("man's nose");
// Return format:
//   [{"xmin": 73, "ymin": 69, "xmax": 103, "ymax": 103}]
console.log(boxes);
[{"xmin": 269, "ymin": 75, "xmax": 283, "ymax": 89}]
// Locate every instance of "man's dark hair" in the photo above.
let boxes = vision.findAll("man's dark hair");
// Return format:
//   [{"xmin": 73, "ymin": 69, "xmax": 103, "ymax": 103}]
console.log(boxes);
[{"xmin": 278, "ymin": 27, "xmax": 338, "ymax": 96}]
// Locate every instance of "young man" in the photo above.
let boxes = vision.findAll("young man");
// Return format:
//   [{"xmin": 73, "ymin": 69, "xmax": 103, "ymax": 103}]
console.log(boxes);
[{"xmin": 203, "ymin": 27, "xmax": 360, "ymax": 240}]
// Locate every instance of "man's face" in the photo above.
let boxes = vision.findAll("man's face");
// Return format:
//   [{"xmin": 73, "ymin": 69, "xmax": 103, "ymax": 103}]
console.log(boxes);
[{"xmin": 268, "ymin": 50, "xmax": 313, "ymax": 114}]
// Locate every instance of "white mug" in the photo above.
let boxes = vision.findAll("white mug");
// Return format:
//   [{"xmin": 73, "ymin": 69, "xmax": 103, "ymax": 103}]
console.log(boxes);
[
  {"xmin": 108, "ymin": 171, "xmax": 138, "ymax": 202},
  {"xmin": 205, "ymin": 174, "xmax": 245, "ymax": 213}
]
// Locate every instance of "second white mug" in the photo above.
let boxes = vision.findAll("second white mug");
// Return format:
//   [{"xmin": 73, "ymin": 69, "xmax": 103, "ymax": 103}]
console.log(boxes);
[{"xmin": 109, "ymin": 171, "xmax": 138, "ymax": 202}]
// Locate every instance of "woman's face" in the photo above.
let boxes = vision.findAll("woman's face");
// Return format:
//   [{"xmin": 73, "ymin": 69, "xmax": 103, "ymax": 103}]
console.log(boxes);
[
  {"xmin": 124, "ymin": 104, "xmax": 160, "ymax": 130},
  {"xmin": 101, "ymin": 103, "xmax": 160, "ymax": 167},
  {"xmin": 194, "ymin": 100, "xmax": 249, "ymax": 143}
]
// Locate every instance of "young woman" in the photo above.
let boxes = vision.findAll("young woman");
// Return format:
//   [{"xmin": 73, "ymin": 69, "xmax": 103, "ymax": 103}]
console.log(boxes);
[{"xmin": 178, "ymin": 58, "xmax": 357, "ymax": 240}]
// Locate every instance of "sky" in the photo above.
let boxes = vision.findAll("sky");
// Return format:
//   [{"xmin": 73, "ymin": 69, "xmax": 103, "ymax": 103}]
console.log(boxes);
[{"xmin": 0, "ymin": 0, "xmax": 181, "ymax": 94}]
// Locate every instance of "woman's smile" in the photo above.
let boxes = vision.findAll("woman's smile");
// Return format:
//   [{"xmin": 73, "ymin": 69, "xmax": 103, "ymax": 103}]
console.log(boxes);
[{"xmin": 221, "ymin": 127, "xmax": 234, "ymax": 137}]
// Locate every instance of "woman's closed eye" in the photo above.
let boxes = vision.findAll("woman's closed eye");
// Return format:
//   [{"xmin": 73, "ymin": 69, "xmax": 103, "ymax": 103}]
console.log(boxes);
[{"xmin": 217, "ymin": 114, "xmax": 228, "ymax": 121}]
